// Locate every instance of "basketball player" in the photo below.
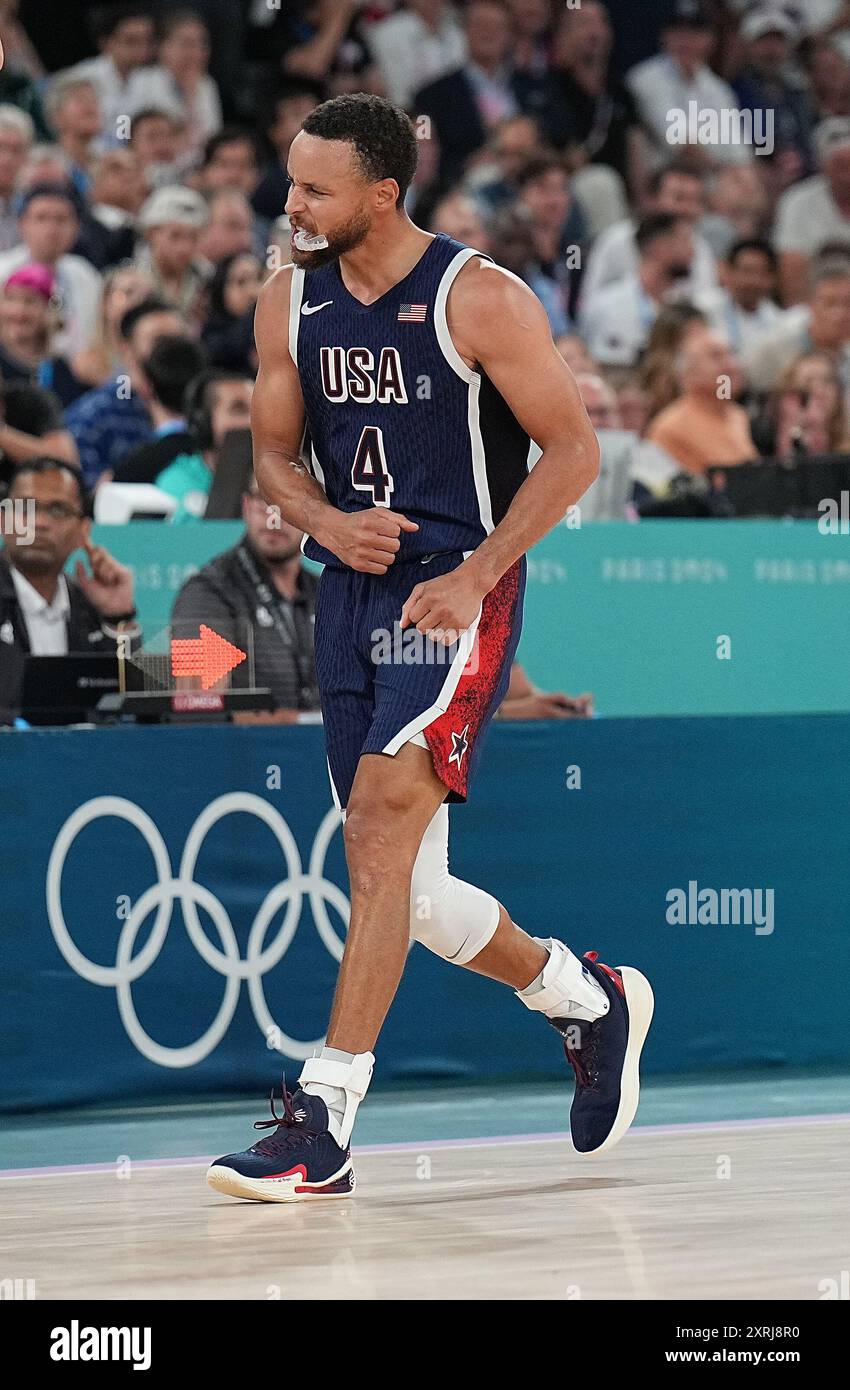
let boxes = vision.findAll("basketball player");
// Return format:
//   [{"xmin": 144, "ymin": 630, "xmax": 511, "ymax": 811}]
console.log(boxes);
[{"xmin": 208, "ymin": 96, "xmax": 653, "ymax": 1202}]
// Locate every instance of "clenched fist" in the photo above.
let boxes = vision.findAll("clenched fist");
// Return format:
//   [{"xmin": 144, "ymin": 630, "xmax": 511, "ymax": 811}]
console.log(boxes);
[{"xmin": 320, "ymin": 507, "xmax": 419, "ymax": 574}]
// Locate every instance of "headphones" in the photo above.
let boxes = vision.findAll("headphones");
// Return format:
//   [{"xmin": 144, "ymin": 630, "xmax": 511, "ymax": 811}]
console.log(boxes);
[
  {"xmin": 184, "ymin": 370, "xmax": 217, "ymax": 453},
  {"xmin": 184, "ymin": 369, "xmax": 254, "ymax": 454}
]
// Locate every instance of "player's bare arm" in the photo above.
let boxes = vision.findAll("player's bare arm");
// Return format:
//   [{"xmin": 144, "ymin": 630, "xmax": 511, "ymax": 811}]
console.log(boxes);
[
  {"xmin": 252, "ymin": 267, "xmax": 418, "ymax": 576},
  {"xmin": 401, "ymin": 261, "xmax": 599, "ymax": 639}
]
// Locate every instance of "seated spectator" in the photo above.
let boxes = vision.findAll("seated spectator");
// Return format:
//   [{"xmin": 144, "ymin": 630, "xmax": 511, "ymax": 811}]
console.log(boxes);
[
  {"xmin": 0, "ymin": 380, "xmax": 79, "ymax": 486},
  {"xmin": 42, "ymin": 75, "xmax": 103, "ymax": 199},
  {"xmin": 775, "ymin": 118, "xmax": 850, "ymax": 304},
  {"xmin": 196, "ymin": 128, "xmax": 262, "ymax": 201},
  {"xmin": 0, "ymin": 185, "xmax": 102, "ymax": 356},
  {"xmin": 696, "ymin": 238, "xmax": 786, "ymax": 358},
  {"xmin": 616, "ymin": 373, "xmax": 651, "ymax": 436},
  {"xmin": 574, "ymin": 371, "xmax": 621, "ymax": 432},
  {"xmin": 0, "ymin": 105, "xmax": 34, "ymax": 253},
  {"xmin": 767, "ymin": 351, "xmax": 850, "ymax": 457},
  {"xmin": 253, "ymin": 82, "xmax": 323, "ymax": 224},
  {"xmin": 155, "ymin": 369, "xmax": 254, "ymax": 521},
  {"xmin": 645, "ymin": 324, "xmax": 757, "ymax": 474},
  {"xmin": 639, "ymin": 301, "xmax": 708, "ymax": 422},
  {"xmin": 129, "ymin": 107, "xmax": 189, "ymax": 189},
  {"xmin": 16, "ymin": 143, "xmax": 73, "ymax": 194},
  {"xmin": 579, "ymin": 213, "xmax": 696, "ymax": 366},
  {"xmin": 700, "ymin": 164, "xmax": 770, "ymax": 259},
  {"xmin": 516, "ymin": 156, "xmax": 583, "ymax": 323},
  {"xmin": 128, "ymin": 8, "xmax": 222, "ymax": 159},
  {"xmin": 135, "ymin": 185, "xmax": 210, "ymax": 320},
  {"xmin": 171, "ymin": 475, "xmax": 319, "ymax": 714},
  {"xmin": 506, "ymin": 0, "xmax": 552, "ymax": 114},
  {"xmin": 555, "ymin": 333, "xmax": 596, "ymax": 375},
  {"xmin": 69, "ymin": 4, "xmax": 156, "ymax": 141},
  {"xmin": 200, "ymin": 252, "xmax": 261, "ymax": 371},
  {"xmin": 415, "ymin": 0, "xmax": 522, "ymax": 189},
  {"xmin": 428, "ymin": 190, "xmax": 492, "ymax": 252},
  {"xmin": 114, "ymin": 333, "xmax": 207, "ymax": 484},
  {"xmin": 744, "ymin": 255, "xmax": 850, "ymax": 392},
  {"xmin": 73, "ymin": 262, "xmax": 153, "ymax": 387},
  {"xmin": 0, "ymin": 458, "xmax": 139, "ymax": 721},
  {"xmin": 367, "ymin": 0, "xmax": 466, "ymax": 110},
  {"xmin": 497, "ymin": 663, "xmax": 594, "ymax": 720},
  {"xmin": 74, "ymin": 148, "xmax": 146, "ymax": 271},
  {"xmin": 0, "ymin": 264, "xmax": 87, "ymax": 407},
  {"xmin": 732, "ymin": 9, "xmax": 814, "ymax": 189},
  {"xmin": 488, "ymin": 204, "xmax": 570, "ymax": 336},
  {"xmin": 198, "ymin": 191, "xmax": 256, "ymax": 266},
  {"xmin": 64, "ymin": 296, "xmax": 185, "ymax": 487},
  {"xmin": 580, "ymin": 162, "xmax": 717, "ymax": 306},
  {"xmin": 807, "ymin": 35, "xmax": 850, "ymax": 122},
  {"xmin": 542, "ymin": 1, "xmax": 643, "ymax": 212},
  {"xmin": 463, "ymin": 114, "xmax": 545, "ymax": 217},
  {"xmin": 573, "ymin": 371, "xmax": 642, "ymax": 520},
  {"xmin": 626, "ymin": 1, "xmax": 750, "ymax": 169}
]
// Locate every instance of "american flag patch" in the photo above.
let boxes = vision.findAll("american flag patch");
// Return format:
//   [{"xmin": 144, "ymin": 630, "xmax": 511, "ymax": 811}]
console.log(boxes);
[{"xmin": 398, "ymin": 302, "xmax": 427, "ymax": 322}]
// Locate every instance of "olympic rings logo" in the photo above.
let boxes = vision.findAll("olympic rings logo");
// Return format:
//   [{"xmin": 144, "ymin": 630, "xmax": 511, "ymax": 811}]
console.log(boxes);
[{"xmin": 46, "ymin": 794, "xmax": 349, "ymax": 1066}]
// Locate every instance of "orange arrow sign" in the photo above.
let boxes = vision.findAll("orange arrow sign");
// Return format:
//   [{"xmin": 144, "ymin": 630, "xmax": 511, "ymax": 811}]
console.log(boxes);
[{"xmin": 171, "ymin": 625, "xmax": 247, "ymax": 690}]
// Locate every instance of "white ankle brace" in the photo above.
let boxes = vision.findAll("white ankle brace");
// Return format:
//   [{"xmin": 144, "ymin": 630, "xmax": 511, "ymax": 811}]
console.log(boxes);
[
  {"xmin": 299, "ymin": 1051, "xmax": 374, "ymax": 1148},
  {"xmin": 516, "ymin": 938, "xmax": 609, "ymax": 1022}
]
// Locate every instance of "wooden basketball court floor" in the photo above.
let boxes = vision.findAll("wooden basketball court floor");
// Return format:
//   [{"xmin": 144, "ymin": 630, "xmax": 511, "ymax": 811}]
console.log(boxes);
[{"xmin": 2, "ymin": 1070, "xmax": 848, "ymax": 1301}]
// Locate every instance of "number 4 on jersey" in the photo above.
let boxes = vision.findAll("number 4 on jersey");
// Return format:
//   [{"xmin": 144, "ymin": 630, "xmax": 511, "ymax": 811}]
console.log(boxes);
[{"xmin": 351, "ymin": 425, "xmax": 394, "ymax": 506}]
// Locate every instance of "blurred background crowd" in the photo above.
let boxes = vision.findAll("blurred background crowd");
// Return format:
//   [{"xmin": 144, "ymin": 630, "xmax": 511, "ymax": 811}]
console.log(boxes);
[{"xmin": 2, "ymin": 0, "xmax": 849, "ymax": 721}]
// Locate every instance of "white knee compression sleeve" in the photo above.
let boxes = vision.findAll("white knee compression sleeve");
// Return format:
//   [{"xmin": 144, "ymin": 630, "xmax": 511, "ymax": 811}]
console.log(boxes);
[{"xmin": 408, "ymin": 804, "xmax": 501, "ymax": 966}]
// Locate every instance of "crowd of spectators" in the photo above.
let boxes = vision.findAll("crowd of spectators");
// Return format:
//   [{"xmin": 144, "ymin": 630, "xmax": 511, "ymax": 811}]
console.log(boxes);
[{"xmin": 2, "ymin": 0, "xmax": 850, "ymax": 720}]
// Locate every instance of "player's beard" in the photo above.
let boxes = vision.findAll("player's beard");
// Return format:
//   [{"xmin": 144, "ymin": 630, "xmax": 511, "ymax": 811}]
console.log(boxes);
[{"xmin": 291, "ymin": 207, "xmax": 371, "ymax": 270}]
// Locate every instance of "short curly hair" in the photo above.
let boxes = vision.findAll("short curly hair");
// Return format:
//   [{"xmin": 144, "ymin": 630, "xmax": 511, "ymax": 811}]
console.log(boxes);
[{"xmin": 301, "ymin": 94, "xmax": 418, "ymax": 207}]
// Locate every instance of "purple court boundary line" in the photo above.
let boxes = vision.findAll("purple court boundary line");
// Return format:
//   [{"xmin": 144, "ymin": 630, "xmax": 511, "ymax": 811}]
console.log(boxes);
[{"xmin": 1, "ymin": 1110, "xmax": 849, "ymax": 1180}]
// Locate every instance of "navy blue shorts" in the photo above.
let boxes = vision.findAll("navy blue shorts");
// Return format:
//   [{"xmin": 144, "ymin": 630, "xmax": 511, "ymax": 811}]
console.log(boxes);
[{"xmin": 313, "ymin": 550, "xmax": 526, "ymax": 809}]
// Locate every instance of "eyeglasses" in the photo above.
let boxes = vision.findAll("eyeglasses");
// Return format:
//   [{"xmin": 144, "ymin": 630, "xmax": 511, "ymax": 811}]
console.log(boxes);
[{"xmin": 17, "ymin": 500, "xmax": 83, "ymax": 521}]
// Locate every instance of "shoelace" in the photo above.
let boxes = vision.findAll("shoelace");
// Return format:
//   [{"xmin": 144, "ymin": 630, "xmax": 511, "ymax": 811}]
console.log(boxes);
[
  {"xmin": 250, "ymin": 1081, "xmax": 313, "ymax": 1155},
  {"xmin": 565, "ymin": 1023, "xmax": 601, "ymax": 1092}
]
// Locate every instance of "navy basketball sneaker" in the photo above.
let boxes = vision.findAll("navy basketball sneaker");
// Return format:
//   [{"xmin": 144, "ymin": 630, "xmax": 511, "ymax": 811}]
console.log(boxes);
[
  {"xmin": 549, "ymin": 951, "xmax": 654, "ymax": 1155},
  {"xmin": 207, "ymin": 1082, "xmax": 355, "ymax": 1203}
]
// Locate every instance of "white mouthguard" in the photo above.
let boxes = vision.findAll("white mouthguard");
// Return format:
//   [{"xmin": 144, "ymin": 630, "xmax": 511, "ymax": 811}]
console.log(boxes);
[{"xmin": 292, "ymin": 229, "xmax": 330, "ymax": 252}]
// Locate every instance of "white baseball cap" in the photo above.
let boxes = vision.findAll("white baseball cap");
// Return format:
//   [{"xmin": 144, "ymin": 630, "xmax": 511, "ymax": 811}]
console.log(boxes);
[
  {"xmin": 741, "ymin": 9, "xmax": 799, "ymax": 42},
  {"xmin": 816, "ymin": 117, "xmax": 850, "ymax": 164},
  {"xmin": 140, "ymin": 185, "xmax": 209, "ymax": 230}
]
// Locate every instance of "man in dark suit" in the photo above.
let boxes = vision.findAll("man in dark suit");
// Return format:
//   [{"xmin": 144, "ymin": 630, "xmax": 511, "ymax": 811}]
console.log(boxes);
[
  {"xmin": 0, "ymin": 456, "xmax": 139, "ymax": 721},
  {"xmin": 414, "ymin": 0, "xmax": 525, "ymax": 190}
]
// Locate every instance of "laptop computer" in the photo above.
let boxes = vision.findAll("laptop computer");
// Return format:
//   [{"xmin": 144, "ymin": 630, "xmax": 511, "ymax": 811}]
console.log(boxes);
[{"xmin": 19, "ymin": 654, "xmax": 142, "ymax": 726}]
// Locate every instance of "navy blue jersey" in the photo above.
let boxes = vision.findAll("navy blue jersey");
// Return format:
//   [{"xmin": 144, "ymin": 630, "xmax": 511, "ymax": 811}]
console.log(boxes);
[{"xmin": 289, "ymin": 233, "xmax": 532, "ymax": 568}]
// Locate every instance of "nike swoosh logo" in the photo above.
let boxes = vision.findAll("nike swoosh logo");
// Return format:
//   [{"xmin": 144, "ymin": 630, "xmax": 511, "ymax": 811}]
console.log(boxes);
[
  {"xmin": 302, "ymin": 300, "xmax": 333, "ymax": 315},
  {"xmin": 445, "ymin": 934, "xmax": 471, "ymax": 962}
]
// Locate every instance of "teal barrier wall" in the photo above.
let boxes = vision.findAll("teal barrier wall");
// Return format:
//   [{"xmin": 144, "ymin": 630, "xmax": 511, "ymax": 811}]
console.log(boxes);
[
  {"xmin": 3, "ymin": 715, "xmax": 849, "ymax": 1110},
  {"xmin": 82, "ymin": 520, "xmax": 850, "ymax": 717}
]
